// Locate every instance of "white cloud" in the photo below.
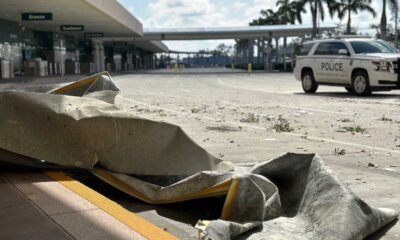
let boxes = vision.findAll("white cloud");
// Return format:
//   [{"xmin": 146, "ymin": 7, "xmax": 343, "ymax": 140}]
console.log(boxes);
[
  {"xmin": 144, "ymin": 0, "xmax": 250, "ymax": 51},
  {"xmin": 136, "ymin": 0, "xmax": 392, "ymax": 51},
  {"xmin": 144, "ymin": 0, "xmax": 242, "ymax": 28},
  {"xmin": 244, "ymin": 0, "xmax": 277, "ymax": 21}
]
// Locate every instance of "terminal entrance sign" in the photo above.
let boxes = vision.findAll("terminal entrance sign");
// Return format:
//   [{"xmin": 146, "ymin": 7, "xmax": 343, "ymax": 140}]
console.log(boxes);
[
  {"xmin": 60, "ymin": 25, "xmax": 84, "ymax": 31},
  {"xmin": 84, "ymin": 33, "xmax": 104, "ymax": 38},
  {"xmin": 22, "ymin": 13, "xmax": 52, "ymax": 21}
]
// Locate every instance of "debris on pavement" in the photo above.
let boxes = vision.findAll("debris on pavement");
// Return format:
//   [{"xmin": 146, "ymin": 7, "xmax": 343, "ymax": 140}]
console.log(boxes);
[
  {"xmin": 271, "ymin": 115, "xmax": 294, "ymax": 132},
  {"xmin": 368, "ymin": 162, "xmax": 378, "ymax": 168},
  {"xmin": 334, "ymin": 148, "xmax": 346, "ymax": 156},
  {"xmin": 0, "ymin": 72, "xmax": 398, "ymax": 240},
  {"xmin": 240, "ymin": 113, "xmax": 259, "ymax": 123}
]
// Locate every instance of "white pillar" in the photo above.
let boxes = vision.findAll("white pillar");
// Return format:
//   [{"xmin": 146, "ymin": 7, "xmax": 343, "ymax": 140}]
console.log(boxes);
[
  {"xmin": 99, "ymin": 43, "xmax": 105, "ymax": 71},
  {"xmin": 92, "ymin": 40, "xmax": 100, "ymax": 72}
]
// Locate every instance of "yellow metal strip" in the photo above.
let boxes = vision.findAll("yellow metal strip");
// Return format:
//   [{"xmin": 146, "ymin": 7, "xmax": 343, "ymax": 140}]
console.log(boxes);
[
  {"xmin": 45, "ymin": 171, "xmax": 177, "ymax": 240},
  {"xmin": 220, "ymin": 178, "xmax": 239, "ymax": 220},
  {"xmin": 91, "ymin": 167, "xmax": 232, "ymax": 204},
  {"xmin": 49, "ymin": 71, "xmax": 110, "ymax": 94}
]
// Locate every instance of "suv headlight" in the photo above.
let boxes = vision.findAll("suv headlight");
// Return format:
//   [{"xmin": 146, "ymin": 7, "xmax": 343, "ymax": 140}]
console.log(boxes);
[{"xmin": 372, "ymin": 60, "xmax": 391, "ymax": 72}]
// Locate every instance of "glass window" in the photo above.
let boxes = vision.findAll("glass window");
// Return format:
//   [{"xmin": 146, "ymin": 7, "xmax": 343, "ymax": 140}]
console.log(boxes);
[
  {"xmin": 298, "ymin": 43, "xmax": 314, "ymax": 56},
  {"xmin": 314, "ymin": 42, "xmax": 332, "ymax": 55},
  {"xmin": 331, "ymin": 42, "xmax": 348, "ymax": 55},
  {"xmin": 350, "ymin": 40, "xmax": 400, "ymax": 54}
]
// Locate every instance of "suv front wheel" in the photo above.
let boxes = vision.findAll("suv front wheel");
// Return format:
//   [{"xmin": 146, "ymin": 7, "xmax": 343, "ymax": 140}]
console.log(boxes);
[
  {"xmin": 302, "ymin": 70, "xmax": 318, "ymax": 93},
  {"xmin": 352, "ymin": 71, "xmax": 371, "ymax": 96}
]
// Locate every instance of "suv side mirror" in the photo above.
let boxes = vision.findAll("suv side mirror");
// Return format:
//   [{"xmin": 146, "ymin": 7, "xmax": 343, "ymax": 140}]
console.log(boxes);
[{"xmin": 338, "ymin": 49, "xmax": 349, "ymax": 56}]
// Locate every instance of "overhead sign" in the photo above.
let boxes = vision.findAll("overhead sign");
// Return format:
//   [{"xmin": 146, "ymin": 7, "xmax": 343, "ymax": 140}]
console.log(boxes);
[
  {"xmin": 22, "ymin": 13, "xmax": 53, "ymax": 21},
  {"xmin": 60, "ymin": 25, "xmax": 84, "ymax": 32},
  {"xmin": 84, "ymin": 33, "xmax": 104, "ymax": 38}
]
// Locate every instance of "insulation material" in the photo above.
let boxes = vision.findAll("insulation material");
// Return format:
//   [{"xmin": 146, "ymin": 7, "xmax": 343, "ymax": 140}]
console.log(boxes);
[{"xmin": 0, "ymin": 72, "xmax": 397, "ymax": 239}]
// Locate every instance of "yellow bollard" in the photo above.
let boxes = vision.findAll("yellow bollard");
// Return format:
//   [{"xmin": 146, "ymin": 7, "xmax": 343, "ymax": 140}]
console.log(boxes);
[
  {"xmin": 248, "ymin": 63, "xmax": 252, "ymax": 74},
  {"xmin": 174, "ymin": 63, "xmax": 178, "ymax": 73}
]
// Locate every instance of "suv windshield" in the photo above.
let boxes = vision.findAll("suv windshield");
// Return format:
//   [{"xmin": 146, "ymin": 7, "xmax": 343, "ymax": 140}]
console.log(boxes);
[{"xmin": 350, "ymin": 40, "xmax": 399, "ymax": 54}]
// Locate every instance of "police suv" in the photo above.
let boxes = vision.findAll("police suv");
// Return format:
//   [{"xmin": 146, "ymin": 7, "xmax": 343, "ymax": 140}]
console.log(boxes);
[{"xmin": 294, "ymin": 37, "xmax": 400, "ymax": 95}]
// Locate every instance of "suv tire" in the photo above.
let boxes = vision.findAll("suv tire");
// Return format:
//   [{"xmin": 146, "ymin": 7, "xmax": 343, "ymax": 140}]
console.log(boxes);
[
  {"xmin": 302, "ymin": 70, "xmax": 318, "ymax": 93},
  {"xmin": 352, "ymin": 71, "xmax": 371, "ymax": 96}
]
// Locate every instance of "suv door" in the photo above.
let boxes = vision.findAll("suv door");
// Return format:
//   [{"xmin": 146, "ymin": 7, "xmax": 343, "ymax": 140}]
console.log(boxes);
[
  {"xmin": 312, "ymin": 41, "xmax": 351, "ymax": 84},
  {"xmin": 329, "ymin": 42, "xmax": 351, "ymax": 84}
]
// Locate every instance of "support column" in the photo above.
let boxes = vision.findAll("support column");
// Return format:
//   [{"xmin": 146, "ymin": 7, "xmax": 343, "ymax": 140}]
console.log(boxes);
[
  {"xmin": 283, "ymin": 37, "xmax": 287, "ymax": 70},
  {"xmin": 257, "ymin": 38, "xmax": 261, "ymax": 64},
  {"xmin": 248, "ymin": 39, "xmax": 254, "ymax": 64},
  {"xmin": 266, "ymin": 37, "xmax": 273, "ymax": 71},
  {"xmin": 99, "ymin": 42, "xmax": 105, "ymax": 71},
  {"xmin": 92, "ymin": 40, "xmax": 100, "ymax": 72},
  {"xmin": 260, "ymin": 38, "xmax": 265, "ymax": 63},
  {"xmin": 275, "ymin": 37, "xmax": 280, "ymax": 67}
]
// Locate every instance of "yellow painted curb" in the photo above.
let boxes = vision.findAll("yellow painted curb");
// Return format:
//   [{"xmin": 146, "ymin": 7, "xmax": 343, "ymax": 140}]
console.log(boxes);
[{"xmin": 45, "ymin": 171, "xmax": 178, "ymax": 240}]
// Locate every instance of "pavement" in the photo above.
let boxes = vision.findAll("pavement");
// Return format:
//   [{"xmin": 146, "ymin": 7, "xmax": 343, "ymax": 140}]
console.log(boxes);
[
  {"xmin": 0, "ymin": 68, "xmax": 399, "ymax": 239},
  {"xmin": 0, "ymin": 167, "xmax": 176, "ymax": 240}
]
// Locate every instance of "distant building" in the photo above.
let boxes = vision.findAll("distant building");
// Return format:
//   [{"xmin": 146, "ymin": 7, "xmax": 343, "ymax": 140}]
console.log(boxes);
[
  {"xmin": 0, "ymin": 0, "xmax": 167, "ymax": 79},
  {"xmin": 182, "ymin": 55, "xmax": 231, "ymax": 67}
]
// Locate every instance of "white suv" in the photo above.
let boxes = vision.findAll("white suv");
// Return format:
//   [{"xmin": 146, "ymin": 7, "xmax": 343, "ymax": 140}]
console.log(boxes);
[{"xmin": 294, "ymin": 37, "xmax": 400, "ymax": 95}]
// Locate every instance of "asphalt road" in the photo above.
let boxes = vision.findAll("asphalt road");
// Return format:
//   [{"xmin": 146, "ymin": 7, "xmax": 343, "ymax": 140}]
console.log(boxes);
[{"xmin": 110, "ymin": 68, "xmax": 400, "ymax": 239}]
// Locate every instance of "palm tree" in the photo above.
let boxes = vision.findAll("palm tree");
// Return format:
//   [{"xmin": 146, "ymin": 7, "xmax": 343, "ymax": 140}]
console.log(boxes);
[
  {"xmin": 298, "ymin": 0, "xmax": 339, "ymax": 38},
  {"xmin": 380, "ymin": 0, "xmax": 397, "ymax": 40},
  {"xmin": 336, "ymin": 0, "xmax": 376, "ymax": 34},
  {"xmin": 391, "ymin": 0, "xmax": 399, "ymax": 46},
  {"xmin": 276, "ymin": 0, "xmax": 305, "ymax": 69},
  {"xmin": 250, "ymin": 9, "xmax": 281, "ymax": 26},
  {"xmin": 277, "ymin": 0, "xmax": 303, "ymax": 24}
]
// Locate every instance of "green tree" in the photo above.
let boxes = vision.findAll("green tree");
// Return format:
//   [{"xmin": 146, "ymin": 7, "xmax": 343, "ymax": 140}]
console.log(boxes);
[
  {"xmin": 336, "ymin": 0, "xmax": 376, "ymax": 34},
  {"xmin": 390, "ymin": 0, "xmax": 399, "ymax": 46},
  {"xmin": 276, "ymin": 0, "xmax": 305, "ymax": 69},
  {"xmin": 250, "ymin": 9, "xmax": 281, "ymax": 26},
  {"xmin": 380, "ymin": 0, "xmax": 397, "ymax": 40},
  {"xmin": 298, "ymin": 0, "xmax": 339, "ymax": 38},
  {"xmin": 215, "ymin": 43, "xmax": 233, "ymax": 56},
  {"xmin": 277, "ymin": 0, "xmax": 302, "ymax": 24}
]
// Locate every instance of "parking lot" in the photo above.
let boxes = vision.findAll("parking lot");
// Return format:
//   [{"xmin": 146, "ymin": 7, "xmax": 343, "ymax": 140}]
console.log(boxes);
[{"xmin": 107, "ymin": 69, "xmax": 400, "ymax": 239}]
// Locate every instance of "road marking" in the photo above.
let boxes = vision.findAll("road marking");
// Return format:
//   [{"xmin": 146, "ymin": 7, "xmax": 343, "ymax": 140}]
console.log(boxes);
[
  {"xmin": 281, "ymin": 106, "xmax": 354, "ymax": 116},
  {"xmin": 285, "ymin": 133, "xmax": 399, "ymax": 154},
  {"xmin": 45, "ymin": 171, "xmax": 177, "ymax": 240},
  {"xmin": 121, "ymin": 98, "xmax": 400, "ymax": 155}
]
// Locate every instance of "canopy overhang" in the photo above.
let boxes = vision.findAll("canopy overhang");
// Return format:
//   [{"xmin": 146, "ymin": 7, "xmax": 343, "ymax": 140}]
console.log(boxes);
[
  {"xmin": 141, "ymin": 24, "xmax": 337, "ymax": 40},
  {"xmin": 0, "ymin": 0, "xmax": 143, "ymax": 37}
]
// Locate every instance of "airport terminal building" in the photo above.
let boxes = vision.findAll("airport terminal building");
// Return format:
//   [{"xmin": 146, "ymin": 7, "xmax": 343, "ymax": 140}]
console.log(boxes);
[{"xmin": 0, "ymin": 0, "xmax": 167, "ymax": 79}]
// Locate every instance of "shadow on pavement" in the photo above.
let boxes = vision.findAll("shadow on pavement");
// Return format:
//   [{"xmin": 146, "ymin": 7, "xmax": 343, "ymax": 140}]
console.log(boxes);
[
  {"xmin": 366, "ymin": 219, "xmax": 399, "ymax": 240},
  {"xmin": 293, "ymin": 91, "xmax": 400, "ymax": 99},
  {"xmin": 71, "ymin": 171, "xmax": 225, "ymax": 226}
]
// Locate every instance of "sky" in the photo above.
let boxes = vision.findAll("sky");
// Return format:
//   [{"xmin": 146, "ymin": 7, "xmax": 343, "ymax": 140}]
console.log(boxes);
[{"xmin": 117, "ymin": 0, "xmax": 392, "ymax": 51}]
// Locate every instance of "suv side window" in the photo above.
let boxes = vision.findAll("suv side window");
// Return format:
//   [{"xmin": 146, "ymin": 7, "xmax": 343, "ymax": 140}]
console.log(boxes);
[
  {"xmin": 298, "ymin": 43, "xmax": 314, "ymax": 56},
  {"xmin": 314, "ymin": 42, "xmax": 332, "ymax": 55},
  {"xmin": 331, "ymin": 42, "xmax": 348, "ymax": 55}
]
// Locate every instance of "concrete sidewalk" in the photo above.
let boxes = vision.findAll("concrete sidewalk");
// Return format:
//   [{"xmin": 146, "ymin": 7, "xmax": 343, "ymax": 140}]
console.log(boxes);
[
  {"xmin": 0, "ymin": 168, "xmax": 153, "ymax": 240},
  {"xmin": 0, "ymin": 75, "xmax": 87, "ymax": 92}
]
